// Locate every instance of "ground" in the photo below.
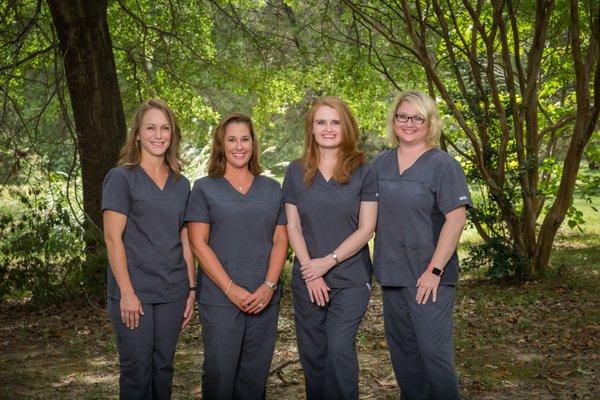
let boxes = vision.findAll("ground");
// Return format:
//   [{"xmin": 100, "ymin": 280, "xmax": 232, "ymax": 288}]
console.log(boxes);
[{"xmin": 1, "ymin": 267, "xmax": 598, "ymax": 399}]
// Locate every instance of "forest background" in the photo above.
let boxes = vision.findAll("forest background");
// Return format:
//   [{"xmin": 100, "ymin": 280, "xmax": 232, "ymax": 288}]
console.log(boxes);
[{"xmin": 0, "ymin": 0, "xmax": 598, "ymax": 399}]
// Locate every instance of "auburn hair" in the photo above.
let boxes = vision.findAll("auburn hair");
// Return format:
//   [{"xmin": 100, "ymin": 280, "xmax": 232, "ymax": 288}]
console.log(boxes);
[
  {"xmin": 118, "ymin": 99, "xmax": 184, "ymax": 178},
  {"xmin": 301, "ymin": 96, "xmax": 365, "ymax": 185},
  {"xmin": 207, "ymin": 113, "xmax": 262, "ymax": 177}
]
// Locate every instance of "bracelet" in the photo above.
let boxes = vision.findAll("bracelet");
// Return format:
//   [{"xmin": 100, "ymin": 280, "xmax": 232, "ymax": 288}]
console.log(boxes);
[
  {"xmin": 224, "ymin": 279, "xmax": 233, "ymax": 296},
  {"xmin": 189, "ymin": 287, "xmax": 196, "ymax": 291}
]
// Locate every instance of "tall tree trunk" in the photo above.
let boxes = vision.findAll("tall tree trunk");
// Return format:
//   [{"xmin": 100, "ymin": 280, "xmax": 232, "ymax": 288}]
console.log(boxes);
[{"xmin": 47, "ymin": 0, "xmax": 125, "ymax": 287}]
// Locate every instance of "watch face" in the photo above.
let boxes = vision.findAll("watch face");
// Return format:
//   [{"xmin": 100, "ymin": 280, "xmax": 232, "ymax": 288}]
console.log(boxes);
[{"xmin": 432, "ymin": 267, "xmax": 443, "ymax": 276}]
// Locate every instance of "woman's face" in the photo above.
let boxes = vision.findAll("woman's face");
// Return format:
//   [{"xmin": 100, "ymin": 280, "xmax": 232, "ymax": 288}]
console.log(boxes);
[
  {"xmin": 394, "ymin": 101, "xmax": 429, "ymax": 147},
  {"xmin": 224, "ymin": 122, "xmax": 253, "ymax": 171},
  {"xmin": 312, "ymin": 105, "xmax": 343, "ymax": 149},
  {"xmin": 137, "ymin": 108, "xmax": 172, "ymax": 159}
]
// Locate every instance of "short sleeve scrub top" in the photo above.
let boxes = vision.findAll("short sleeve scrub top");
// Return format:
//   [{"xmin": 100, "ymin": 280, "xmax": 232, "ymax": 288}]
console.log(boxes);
[
  {"xmin": 372, "ymin": 148, "xmax": 471, "ymax": 286},
  {"xmin": 282, "ymin": 160, "xmax": 378, "ymax": 287},
  {"xmin": 102, "ymin": 165, "xmax": 191, "ymax": 303},
  {"xmin": 184, "ymin": 175, "xmax": 287, "ymax": 306}
]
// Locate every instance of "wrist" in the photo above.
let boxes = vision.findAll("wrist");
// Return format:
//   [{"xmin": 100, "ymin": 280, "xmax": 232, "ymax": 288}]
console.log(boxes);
[
  {"xmin": 427, "ymin": 263, "xmax": 444, "ymax": 277},
  {"xmin": 329, "ymin": 252, "xmax": 339, "ymax": 268},
  {"xmin": 264, "ymin": 280, "xmax": 277, "ymax": 290}
]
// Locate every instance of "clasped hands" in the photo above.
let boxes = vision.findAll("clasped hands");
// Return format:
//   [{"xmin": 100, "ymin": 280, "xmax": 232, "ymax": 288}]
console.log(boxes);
[
  {"xmin": 227, "ymin": 282, "xmax": 275, "ymax": 314},
  {"xmin": 300, "ymin": 256, "xmax": 336, "ymax": 307}
]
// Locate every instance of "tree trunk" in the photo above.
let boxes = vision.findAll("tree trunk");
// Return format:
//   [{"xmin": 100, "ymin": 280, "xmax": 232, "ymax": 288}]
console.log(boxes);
[{"xmin": 47, "ymin": 0, "xmax": 126, "ymax": 287}]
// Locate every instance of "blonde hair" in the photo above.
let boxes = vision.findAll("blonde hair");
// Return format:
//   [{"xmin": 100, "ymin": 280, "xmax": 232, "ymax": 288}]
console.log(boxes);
[
  {"xmin": 301, "ymin": 96, "xmax": 365, "ymax": 185},
  {"xmin": 118, "ymin": 99, "xmax": 184, "ymax": 177},
  {"xmin": 387, "ymin": 90, "xmax": 442, "ymax": 148},
  {"xmin": 207, "ymin": 113, "xmax": 262, "ymax": 177}
]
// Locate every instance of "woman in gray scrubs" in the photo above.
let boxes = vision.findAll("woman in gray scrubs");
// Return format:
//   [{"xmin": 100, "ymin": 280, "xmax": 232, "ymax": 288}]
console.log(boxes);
[
  {"xmin": 186, "ymin": 113, "xmax": 288, "ymax": 400},
  {"xmin": 102, "ymin": 99, "xmax": 196, "ymax": 400},
  {"xmin": 372, "ymin": 90, "xmax": 471, "ymax": 400},
  {"xmin": 283, "ymin": 96, "xmax": 378, "ymax": 399}
]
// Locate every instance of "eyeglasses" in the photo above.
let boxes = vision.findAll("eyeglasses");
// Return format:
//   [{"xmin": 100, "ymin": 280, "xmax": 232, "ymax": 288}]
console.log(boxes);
[{"xmin": 394, "ymin": 113, "xmax": 426, "ymax": 125}]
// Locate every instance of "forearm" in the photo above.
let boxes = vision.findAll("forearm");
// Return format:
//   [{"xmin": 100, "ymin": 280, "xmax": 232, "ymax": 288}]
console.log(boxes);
[
  {"xmin": 287, "ymin": 224, "xmax": 311, "ymax": 265},
  {"xmin": 105, "ymin": 236, "xmax": 135, "ymax": 295},
  {"xmin": 190, "ymin": 241, "xmax": 232, "ymax": 292},
  {"xmin": 265, "ymin": 226, "xmax": 288, "ymax": 283},
  {"xmin": 181, "ymin": 227, "xmax": 196, "ymax": 287},
  {"xmin": 331, "ymin": 226, "xmax": 374, "ymax": 264},
  {"xmin": 332, "ymin": 201, "xmax": 377, "ymax": 264},
  {"xmin": 430, "ymin": 210, "xmax": 467, "ymax": 270}
]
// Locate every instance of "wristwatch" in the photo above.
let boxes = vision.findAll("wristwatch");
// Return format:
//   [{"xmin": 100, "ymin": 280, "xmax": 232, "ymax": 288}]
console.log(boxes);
[
  {"xmin": 264, "ymin": 280, "xmax": 277, "ymax": 290},
  {"xmin": 430, "ymin": 266, "xmax": 444, "ymax": 276},
  {"xmin": 330, "ymin": 252, "xmax": 340, "ymax": 265}
]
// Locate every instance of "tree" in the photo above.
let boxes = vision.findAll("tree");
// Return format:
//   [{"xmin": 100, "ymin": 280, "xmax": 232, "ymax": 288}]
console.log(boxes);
[{"xmin": 342, "ymin": 0, "xmax": 599, "ymax": 276}]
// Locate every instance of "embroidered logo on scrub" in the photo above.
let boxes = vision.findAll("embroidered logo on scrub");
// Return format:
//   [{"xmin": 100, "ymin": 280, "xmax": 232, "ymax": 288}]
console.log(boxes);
[{"xmin": 459, "ymin": 196, "xmax": 467, "ymax": 200}]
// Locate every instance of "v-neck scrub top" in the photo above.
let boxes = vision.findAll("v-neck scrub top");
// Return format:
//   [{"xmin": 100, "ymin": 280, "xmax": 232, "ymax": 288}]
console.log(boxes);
[
  {"xmin": 102, "ymin": 165, "xmax": 191, "ymax": 303},
  {"xmin": 184, "ymin": 175, "xmax": 287, "ymax": 307},
  {"xmin": 282, "ymin": 160, "xmax": 378, "ymax": 288},
  {"xmin": 372, "ymin": 148, "xmax": 471, "ymax": 286}
]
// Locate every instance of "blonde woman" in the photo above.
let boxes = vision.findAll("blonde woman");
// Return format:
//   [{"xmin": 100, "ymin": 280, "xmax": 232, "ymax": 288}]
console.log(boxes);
[
  {"xmin": 102, "ymin": 99, "xmax": 196, "ymax": 399},
  {"xmin": 372, "ymin": 90, "xmax": 470, "ymax": 399}
]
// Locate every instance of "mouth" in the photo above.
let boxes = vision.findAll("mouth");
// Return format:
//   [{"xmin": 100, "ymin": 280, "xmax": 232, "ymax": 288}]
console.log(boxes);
[
  {"xmin": 321, "ymin": 134, "xmax": 337, "ymax": 139},
  {"xmin": 232, "ymin": 152, "xmax": 247, "ymax": 159},
  {"xmin": 150, "ymin": 141, "xmax": 168, "ymax": 147}
]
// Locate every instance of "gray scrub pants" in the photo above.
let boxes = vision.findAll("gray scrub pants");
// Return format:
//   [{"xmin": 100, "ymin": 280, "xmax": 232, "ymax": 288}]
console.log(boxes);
[
  {"xmin": 108, "ymin": 298, "xmax": 187, "ymax": 400},
  {"xmin": 292, "ymin": 279, "xmax": 370, "ymax": 400},
  {"xmin": 382, "ymin": 286, "xmax": 459, "ymax": 400},
  {"xmin": 199, "ymin": 302, "xmax": 279, "ymax": 400}
]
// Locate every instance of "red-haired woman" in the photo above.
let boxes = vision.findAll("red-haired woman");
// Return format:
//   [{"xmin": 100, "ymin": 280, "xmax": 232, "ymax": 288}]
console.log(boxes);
[{"xmin": 282, "ymin": 97, "xmax": 378, "ymax": 399}]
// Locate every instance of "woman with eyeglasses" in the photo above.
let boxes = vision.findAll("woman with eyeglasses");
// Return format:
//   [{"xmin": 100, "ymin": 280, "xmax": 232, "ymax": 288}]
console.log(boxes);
[{"xmin": 372, "ymin": 90, "xmax": 470, "ymax": 399}]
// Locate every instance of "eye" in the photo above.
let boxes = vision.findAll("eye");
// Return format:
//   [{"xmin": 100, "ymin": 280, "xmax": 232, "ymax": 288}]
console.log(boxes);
[
  {"xmin": 315, "ymin": 120, "xmax": 326, "ymax": 126},
  {"xmin": 414, "ymin": 116, "xmax": 426, "ymax": 124},
  {"xmin": 332, "ymin": 120, "xmax": 341, "ymax": 126},
  {"xmin": 242, "ymin": 137, "xmax": 251, "ymax": 142}
]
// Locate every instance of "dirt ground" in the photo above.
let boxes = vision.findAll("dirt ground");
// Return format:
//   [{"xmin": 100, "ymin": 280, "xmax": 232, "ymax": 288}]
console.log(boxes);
[{"xmin": 0, "ymin": 274, "xmax": 598, "ymax": 399}]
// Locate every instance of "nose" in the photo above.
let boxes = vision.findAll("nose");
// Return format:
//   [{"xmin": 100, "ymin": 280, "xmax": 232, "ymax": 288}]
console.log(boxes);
[
  {"xmin": 155, "ymin": 128, "xmax": 163, "ymax": 139},
  {"xmin": 235, "ymin": 139, "xmax": 244, "ymax": 150}
]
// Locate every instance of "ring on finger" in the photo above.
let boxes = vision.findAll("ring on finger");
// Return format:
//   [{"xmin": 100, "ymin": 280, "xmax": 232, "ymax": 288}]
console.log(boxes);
[{"xmin": 258, "ymin": 303, "xmax": 264, "ymax": 308}]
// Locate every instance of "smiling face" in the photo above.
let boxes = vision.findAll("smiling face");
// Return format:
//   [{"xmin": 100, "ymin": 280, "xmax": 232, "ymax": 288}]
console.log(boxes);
[
  {"xmin": 312, "ymin": 105, "xmax": 343, "ymax": 149},
  {"xmin": 393, "ymin": 101, "xmax": 429, "ymax": 147},
  {"xmin": 137, "ymin": 108, "xmax": 172, "ymax": 159},
  {"xmin": 224, "ymin": 121, "xmax": 253, "ymax": 171}
]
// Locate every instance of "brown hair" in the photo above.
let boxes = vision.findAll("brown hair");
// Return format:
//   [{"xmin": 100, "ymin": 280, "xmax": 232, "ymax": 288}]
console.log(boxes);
[
  {"xmin": 118, "ymin": 99, "xmax": 184, "ymax": 177},
  {"xmin": 301, "ymin": 96, "xmax": 365, "ymax": 185},
  {"xmin": 207, "ymin": 113, "xmax": 262, "ymax": 177},
  {"xmin": 387, "ymin": 90, "xmax": 442, "ymax": 148}
]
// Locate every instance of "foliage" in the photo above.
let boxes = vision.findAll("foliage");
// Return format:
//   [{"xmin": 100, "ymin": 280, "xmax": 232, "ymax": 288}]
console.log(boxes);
[{"xmin": 0, "ymin": 175, "xmax": 85, "ymax": 303}]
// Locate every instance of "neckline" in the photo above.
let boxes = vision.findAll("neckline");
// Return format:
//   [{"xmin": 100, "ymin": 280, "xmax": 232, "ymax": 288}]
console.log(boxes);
[
  {"xmin": 222, "ymin": 175, "xmax": 256, "ymax": 197},
  {"xmin": 395, "ymin": 147, "xmax": 434, "ymax": 176},
  {"xmin": 138, "ymin": 165, "xmax": 171, "ymax": 191}
]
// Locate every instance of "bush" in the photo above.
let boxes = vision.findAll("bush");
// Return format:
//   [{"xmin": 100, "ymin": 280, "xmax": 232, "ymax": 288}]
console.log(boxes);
[{"xmin": 0, "ymin": 183, "xmax": 85, "ymax": 303}]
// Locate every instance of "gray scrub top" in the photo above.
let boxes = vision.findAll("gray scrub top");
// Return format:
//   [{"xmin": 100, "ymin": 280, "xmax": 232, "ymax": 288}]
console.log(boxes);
[
  {"xmin": 282, "ymin": 160, "xmax": 378, "ymax": 288},
  {"xmin": 372, "ymin": 148, "xmax": 471, "ymax": 286},
  {"xmin": 101, "ymin": 165, "xmax": 191, "ymax": 303},
  {"xmin": 184, "ymin": 175, "xmax": 287, "ymax": 307}
]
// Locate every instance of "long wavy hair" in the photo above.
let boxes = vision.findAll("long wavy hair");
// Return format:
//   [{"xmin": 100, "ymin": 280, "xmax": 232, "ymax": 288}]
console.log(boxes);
[
  {"xmin": 301, "ymin": 96, "xmax": 365, "ymax": 185},
  {"xmin": 118, "ymin": 99, "xmax": 184, "ymax": 177},
  {"xmin": 207, "ymin": 113, "xmax": 262, "ymax": 177},
  {"xmin": 387, "ymin": 90, "xmax": 442, "ymax": 148}
]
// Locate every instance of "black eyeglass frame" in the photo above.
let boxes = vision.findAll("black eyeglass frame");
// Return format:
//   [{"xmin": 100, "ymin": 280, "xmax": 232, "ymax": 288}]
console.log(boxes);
[{"xmin": 394, "ymin": 113, "xmax": 427, "ymax": 125}]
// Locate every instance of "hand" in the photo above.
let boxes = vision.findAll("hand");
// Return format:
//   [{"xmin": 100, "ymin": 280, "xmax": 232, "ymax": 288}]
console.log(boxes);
[
  {"xmin": 306, "ymin": 277, "xmax": 331, "ymax": 307},
  {"xmin": 226, "ymin": 283, "xmax": 252, "ymax": 312},
  {"xmin": 242, "ymin": 284, "xmax": 275, "ymax": 314},
  {"xmin": 120, "ymin": 291, "xmax": 144, "ymax": 329},
  {"xmin": 182, "ymin": 290, "xmax": 196, "ymax": 328},
  {"xmin": 415, "ymin": 270, "xmax": 441, "ymax": 304},
  {"xmin": 300, "ymin": 256, "xmax": 336, "ymax": 282}
]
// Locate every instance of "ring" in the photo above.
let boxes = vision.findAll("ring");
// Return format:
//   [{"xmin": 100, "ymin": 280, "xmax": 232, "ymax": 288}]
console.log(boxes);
[{"xmin": 258, "ymin": 303, "xmax": 264, "ymax": 308}]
